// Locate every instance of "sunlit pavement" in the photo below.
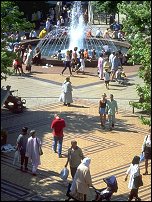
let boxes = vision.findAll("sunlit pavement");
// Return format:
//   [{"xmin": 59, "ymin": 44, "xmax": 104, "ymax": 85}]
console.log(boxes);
[{"xmin": 1, "ymin": 64, "xmax": 151, "ymax": 201}]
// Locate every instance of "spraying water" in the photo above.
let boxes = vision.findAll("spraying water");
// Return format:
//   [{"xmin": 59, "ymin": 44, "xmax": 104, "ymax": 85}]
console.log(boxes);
[
  {"xmin": 35, "ymin": 1, "xmax": 128, "ymax": 58},
  {"xmin": 69, "ymin": 1, "xmax": 86, "ymax": 50}
]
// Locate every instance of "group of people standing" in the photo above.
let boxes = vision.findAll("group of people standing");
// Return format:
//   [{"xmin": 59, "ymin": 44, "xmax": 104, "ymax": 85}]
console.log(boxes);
[
  {"xmin": 13, "ymin": 44, "xmax": 41, "ymax": 75},
  {"xmin": 16, "ymin": 127, "xmax": 42, "ymax": 176},
  {"xmin": 97, "ymin": 50, "xmax": 126, "ymax": 89}
]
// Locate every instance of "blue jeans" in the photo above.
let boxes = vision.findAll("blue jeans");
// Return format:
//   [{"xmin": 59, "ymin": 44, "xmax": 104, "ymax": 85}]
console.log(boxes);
[{"xmin": 52, "ymin": 136, "xmax": 63, "ymax": 156}]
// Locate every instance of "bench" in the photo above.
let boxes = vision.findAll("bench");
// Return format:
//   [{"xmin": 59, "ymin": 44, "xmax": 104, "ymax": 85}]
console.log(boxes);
[{"xmin": 129, "ymin": 96, "xmax": 144, "ymax": 114}]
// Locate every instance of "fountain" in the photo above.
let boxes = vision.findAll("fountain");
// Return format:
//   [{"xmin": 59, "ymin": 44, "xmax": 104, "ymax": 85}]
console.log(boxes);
[{"xmin": 21, "ymin": 1, "xmax": 130, "ymax": 66}]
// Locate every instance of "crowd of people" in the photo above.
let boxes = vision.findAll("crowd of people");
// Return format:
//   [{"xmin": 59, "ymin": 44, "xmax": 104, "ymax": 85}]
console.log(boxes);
[
  {"xmin": 3, "ymin": 2, "xmax": 150, "ymax": 201},
  {"xmin": 97, "ymin": 49, "xmax": 127, "ymax": 89},
  {"xmin": 12, "ymin": 43, "xmax": 41, "ymax": 75},
  {"xmin": 15, "ymin": 119, "xmax": 151, "ymax": 201},
  {"xmin": 95, "ymin": 20, "xmax": 125, "ymax": 41}
]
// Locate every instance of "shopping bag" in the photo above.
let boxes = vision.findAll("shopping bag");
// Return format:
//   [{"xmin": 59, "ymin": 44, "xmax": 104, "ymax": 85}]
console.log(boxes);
[
  {"xmin": 60, "ymin": 167, "xmax": 69, "ymax": 180},
  {"xmin": 13, "ymin": 150, "xmax": 20, "ymax": 165},
  {"xmin": 134, "ymin": 174, "xmax": 143, "ymax": 188},
  {"xmin": 139, "ymin": 153, "xmax": 145, "ymax": 162}
]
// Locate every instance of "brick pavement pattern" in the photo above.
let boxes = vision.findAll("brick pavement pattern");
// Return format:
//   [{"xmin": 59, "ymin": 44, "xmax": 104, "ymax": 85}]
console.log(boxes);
[{"xmin": 1, "ymin": 65, "xmax": 151, "ymax": 201}]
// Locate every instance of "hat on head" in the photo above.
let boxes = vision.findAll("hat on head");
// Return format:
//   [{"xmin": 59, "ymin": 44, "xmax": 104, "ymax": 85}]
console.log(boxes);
[
  {"xmin": 30, "ymin": 130, "xmax": 36, "ymax": 135},
  {"xmin": 82, "ymin": 157, "xmax": 91, "ymax": 167}
]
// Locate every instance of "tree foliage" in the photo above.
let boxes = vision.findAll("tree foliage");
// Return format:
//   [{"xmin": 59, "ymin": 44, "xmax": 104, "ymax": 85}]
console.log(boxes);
[
  {"xmin": 118, "ymin": 1, "xmax": 151, "ymax": 125},
  {"xmin": 91, "ymin": 1, "xmax": 122, "ymax": 14},
  {"xmin": 1, "ymin": 1, "xmax": 33, "ymax": 80},
  {"xmin": 14, "ymin": 1, "xmax": 48, "ymax": 20}
]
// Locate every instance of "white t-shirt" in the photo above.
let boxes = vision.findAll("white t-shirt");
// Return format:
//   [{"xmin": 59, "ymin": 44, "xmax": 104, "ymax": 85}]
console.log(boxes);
[
  {"xmin": 109, "ymin": 53, "xmax": 114, "ymax": 64},
  {"xmin": 142, "ymin": 134, "xmax": 151, "ymax": 152},
  {"xmin": 46, "ymin": 20, "xmax": 51, "ymax": 30}
]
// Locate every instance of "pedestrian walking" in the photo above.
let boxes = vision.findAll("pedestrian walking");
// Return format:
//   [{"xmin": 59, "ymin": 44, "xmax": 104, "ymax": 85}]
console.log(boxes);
[
  {"xmin": 70, "ymin": 157, "xmax": 92, "ymax": 201},
  {"xmin": 103, "ymin": 68, "xmax": 110, "ymax": 89},
  {"xmin": 65, "ymin": 140, "xmax": 84, "ymax": 179},
  {"xmin": 51, "ymin": 114, "xmax": 66, "ymax": 158},
  {"xmin": 141, "ymin": 128, "xmax": 151, "ymax": 175},
  {"xmin": 106, "ymin": 94, "xmax": 118, "ymax": 130},
  {"xmin": 125, "ymin": 156, "xmax": 142, "ymax": 201},
  {"xmin": 71, "ymin": 47, "xmax": 78, "ymax": 71},
  {"xmin": 61, "ymin": 50, "xmax": 72, "ymax": 76},
  {"xmin": 25, "ymin": 130, "xmax": 42, "ymax": 176},
  {"xmin": 99, "ymin": 93, "xmax": 107, "ymax": 129},
  {"xmin": 76, "ymin": 52, "xmax": 86, "ymax": 74},
  {"xmin": 16, "ymin": 127, "xmax": 29, "ymax": 171},
  {"xmin": 59, "ymin": 77, "xmax": 73, "ymax": 106}
]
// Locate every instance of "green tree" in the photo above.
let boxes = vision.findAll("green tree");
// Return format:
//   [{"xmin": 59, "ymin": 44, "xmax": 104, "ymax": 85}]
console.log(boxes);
[
  {"xmin": 1, "ymin": 1, "xmax": 33, "ymax": 80},
  {"xmin": 14, "ymin": 1, "xmax": 48, "ymax": 21},
  {"xmin": 91, "ymin": 1, "xmax": 122, "ymax": 15},
  {"xmin": 118, "ymin": 1, "xmax": 151, "ymax": 125}
]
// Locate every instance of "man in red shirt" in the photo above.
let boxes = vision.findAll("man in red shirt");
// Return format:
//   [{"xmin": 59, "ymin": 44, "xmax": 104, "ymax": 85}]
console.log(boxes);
[{"xmin": 51, "ymin": 114, "xmax": 66, "ymax": 158}]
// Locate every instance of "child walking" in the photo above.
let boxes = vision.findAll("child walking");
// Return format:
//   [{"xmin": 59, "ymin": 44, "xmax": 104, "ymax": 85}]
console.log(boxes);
[{"xmin": 103, "ymin": 68, "xmax": 110, "ymax": 89}]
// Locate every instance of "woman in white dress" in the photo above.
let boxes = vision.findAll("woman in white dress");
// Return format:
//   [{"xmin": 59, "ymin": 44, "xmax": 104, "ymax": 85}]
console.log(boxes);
[
  {"xmin": 125, "ymin": 156, "xmax": 141, "ymax": 201},
  {"xmin": 59, "ymin": 77, "xmax": 73, "ymax": 106},
  {"xmin": 70, "ymin": 157, "xmax": 92, "ymax": 201},
  {"xmin": 25, "ymin": 130, "xmax": 42, "ymax": 176}
]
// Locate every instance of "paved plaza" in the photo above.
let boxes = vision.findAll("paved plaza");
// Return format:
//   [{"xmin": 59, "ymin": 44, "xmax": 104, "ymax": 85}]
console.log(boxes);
[{"xmin": 1, "ymin": 65, "xmax": 151, "ymax": 201}]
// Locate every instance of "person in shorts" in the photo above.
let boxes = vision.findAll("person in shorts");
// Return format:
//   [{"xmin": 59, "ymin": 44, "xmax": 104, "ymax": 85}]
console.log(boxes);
[
  {"xmin": 99, "ymin": 93, "xmax": 107, "ymax": 129},
  {"xmin": 104, "ymin": 68, "xmax": 110, "ymax": 89}
]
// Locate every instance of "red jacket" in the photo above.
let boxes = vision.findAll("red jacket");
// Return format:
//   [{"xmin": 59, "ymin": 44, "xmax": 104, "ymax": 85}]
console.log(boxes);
[{"xmin": 51, "ymin": 118, "xmax": 66, "ymax": 137}]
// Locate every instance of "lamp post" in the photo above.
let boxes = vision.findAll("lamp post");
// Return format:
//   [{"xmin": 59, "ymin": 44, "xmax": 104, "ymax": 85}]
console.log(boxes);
[{"xmin": 88, "ymin": 1, "xmax": 93, "ymax": 24}]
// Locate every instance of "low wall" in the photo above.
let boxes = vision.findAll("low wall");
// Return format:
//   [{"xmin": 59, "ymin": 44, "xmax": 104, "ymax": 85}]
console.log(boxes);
[
  {"xmin": 41, "ymin": 58, "xmax": 98, "ymax": 67},
  {"xmin": 20, "ymin": 38, "xmax": 130, "ymax": 49},
  {"xmin": 20, "ymin": 38, "xmax": 130, "ymax": 67}
]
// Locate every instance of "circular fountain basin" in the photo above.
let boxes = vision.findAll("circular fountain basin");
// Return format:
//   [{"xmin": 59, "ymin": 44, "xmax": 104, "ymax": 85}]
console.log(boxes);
[{"xmin": 20, "ymin": 38, "xmax": 130, "ymax": 67}]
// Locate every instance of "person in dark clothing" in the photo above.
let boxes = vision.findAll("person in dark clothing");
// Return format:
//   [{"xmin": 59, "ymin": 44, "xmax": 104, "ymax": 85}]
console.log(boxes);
[
  {"xmin": 16, "ymin": 127, "xmax": 29, "ymax": 171},
  {"xmin": 32, "ymin": 47, "xmax": 41, "ymax": 65}
]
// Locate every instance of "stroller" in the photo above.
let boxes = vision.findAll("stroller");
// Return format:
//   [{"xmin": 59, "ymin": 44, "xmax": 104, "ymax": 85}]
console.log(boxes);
[
  {"xmin": 65, "ymin": 176, "xmax": 118, "ymax": 201},
  {"xmin": 92, "ymin": 175, "xmax": 118, "ymax": 201}
]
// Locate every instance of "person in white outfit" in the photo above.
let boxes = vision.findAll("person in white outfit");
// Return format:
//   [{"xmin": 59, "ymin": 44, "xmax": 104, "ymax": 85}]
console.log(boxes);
[
  {"xmin": 45, "ymin": 18, "xmax": 51, "ymax": 33},
  {"xmin": 97, "ymin": 53, "xmax": 104, "ymax": 80},
  {"xmin": 76, "ymin": 52, "xmax": 85, "ymax": 74},
  {"xmin": 25, "ymin": 130, "xmax": 42, "ymax": 176},
  {"xmin": 70, "ymin": 157, "xmax": 92, "ymax": 201},
  {"xmin": 109, "ymin": 51, "xmax": 115, "ymax": 68},
  {"xmin": 125, "ymin": 156, "xmax": 141, "ymax": 201},
  {"xmin": 59, "ymin": 77, "xmax": 73, "ymax": 106}
]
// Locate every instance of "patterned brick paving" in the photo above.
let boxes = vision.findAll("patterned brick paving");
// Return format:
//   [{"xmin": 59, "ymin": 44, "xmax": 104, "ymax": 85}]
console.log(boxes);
[{"xmin": 1, "ymin": 99, "xmax": 151, "ymax": 201}]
